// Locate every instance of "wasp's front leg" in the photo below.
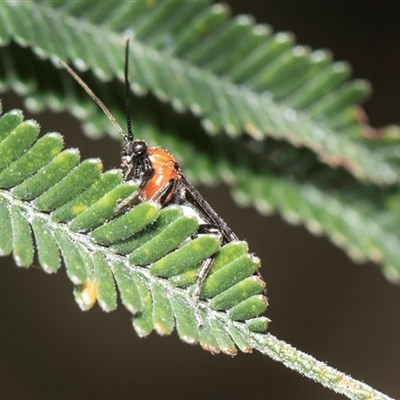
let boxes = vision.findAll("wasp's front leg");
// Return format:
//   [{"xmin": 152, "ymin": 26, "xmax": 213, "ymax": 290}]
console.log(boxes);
[{"xmin": 114, "ymin": 167, "xmax": 155, "ymax": 213}]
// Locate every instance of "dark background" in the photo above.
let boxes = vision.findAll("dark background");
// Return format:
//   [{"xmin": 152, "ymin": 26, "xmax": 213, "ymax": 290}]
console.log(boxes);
[{"xmin": 1, "ymin": 2, "xmax": 400, "ymax": 399}]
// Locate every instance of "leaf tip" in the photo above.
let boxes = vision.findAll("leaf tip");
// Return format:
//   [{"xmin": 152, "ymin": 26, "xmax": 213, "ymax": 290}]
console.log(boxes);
[{"xmin": 74, "ymin": 281, "xmax": 97, "ymax": 311}]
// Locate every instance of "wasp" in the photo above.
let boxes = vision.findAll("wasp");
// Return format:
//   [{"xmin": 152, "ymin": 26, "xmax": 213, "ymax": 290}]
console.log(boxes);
[{"xmin": 59, "ymin": 40, "xmax": 238, "ymax": 313}]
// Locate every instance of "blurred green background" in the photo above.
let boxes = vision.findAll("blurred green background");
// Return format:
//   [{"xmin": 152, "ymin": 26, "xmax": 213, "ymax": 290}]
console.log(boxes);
[{"xmin": 1, "ymin": 2, "xmax": 399, "ymax": 399}]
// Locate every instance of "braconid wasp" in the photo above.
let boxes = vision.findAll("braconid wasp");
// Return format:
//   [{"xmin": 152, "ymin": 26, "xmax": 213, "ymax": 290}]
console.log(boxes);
[{"xmin": 59, "ymin": 39, "xmax": 244, "ymax": 322}]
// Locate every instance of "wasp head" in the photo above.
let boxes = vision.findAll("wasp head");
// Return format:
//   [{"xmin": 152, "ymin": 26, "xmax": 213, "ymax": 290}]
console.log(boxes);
[{"xmin": 121, "ymin": 140, "xmax": 151, "ymax": 182}]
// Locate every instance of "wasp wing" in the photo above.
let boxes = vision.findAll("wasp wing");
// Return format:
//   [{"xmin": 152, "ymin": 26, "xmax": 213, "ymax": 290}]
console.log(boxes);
[{"xmin": 177, "ymin": 175, "xmax": 238, "ymax": 244}]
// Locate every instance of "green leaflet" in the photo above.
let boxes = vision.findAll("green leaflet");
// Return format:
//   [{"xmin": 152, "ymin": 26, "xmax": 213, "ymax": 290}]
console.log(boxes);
[
  {"xmin": 201, "ymin": 253, "xmax": 260, "ymax": 299},
  {"xmin": 0, "ymin": 132, "xmax": 64, "ymax": 188},
  {"xmin": 209, "ymin": 316, "xmax": 238, "ymax": 355},
  {"xmin": 0, "ymin": 120, "xmax": 39, "ymax": 171},
  {"xmin": 68, "ymin": 182, "xmax": 139, "ymax": 232},
  {"xmin": 0, "ymin": 196, "xmax": 12, "ymax": 256},
  {"xmin": 229, "ymin": 295, "xmax": 268, "ymax": 321},
  {"xmin": 232, "ymin": 172, "xmax": 400, "ymax": 281},
  {"xmin": 12, "ymin": 149, "xmax": 81, "ymax": 200},
  {"xmin": 111, "ymin": 206, "xmax": 184, "ymax": 254},
  {"xmin": 0, "ymin": 109, "xmax": 23, "ymax": 141},
  {"xmin": 92, "ymin": 251, "xmax": 118, "ymax": 312},
  {"xmin": 197, "ymin": 306, "xmax": 221, "ymax": 353},
  {"xmin": 246, "ymin": 317, "xmax": 270, "ymax": 333},
  {"xmin": 169, "ymin": 266, "xmax": 200, "ymax": 288},
  {"xmin": 210, "ymin": 276, "xmax": 266, "ymax": 311},
  {"xmin": 131, "ymin": 271, "xmax": 154, "ymax": 338},
  {"xmin": 112, "ymin": 261, "xmax": 143, "ymax": 315},
  {"xmin": 10, "ymin": 203, "xmax": 33, "ymax": 267},
  {"xmin": 54, "ymin": 229, "xmax": 88, "ymax": 285},
  {"xmin": 31, "ymin": 215, "xmax": 61, "ymax": 273},
  {"xmin": 90, "ymin": 202, "xmax": 160, "ymax": 245},
  {"xmin": 129, "ymin": 215, "xmax": 199, "ymax": 265},
  {"xmin": 151, "ymin": 280, "xmax": 175, "ymax": 336},
  {"xmin": 169, "ymin": 288, "xmax": 199, "ymax": 345},
  {"xmin": 33, "ymin": 158, "xmax": 103, "ymax": 212},
  {"xmin": 52, "ymin": 170, "xmax": 123, "ymax": 223},
  {"xmin": 150, "ymin": 235, "xmax": 221, "ymax": 278}
]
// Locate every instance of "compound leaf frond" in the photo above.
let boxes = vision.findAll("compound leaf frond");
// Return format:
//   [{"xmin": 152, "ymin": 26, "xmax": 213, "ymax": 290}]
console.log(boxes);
[
  {"xmin": 0, "ymin": 1, "xmax": 399, "ymax": 185},
  {"xmin": 0, "ymin": 106, "xmax": 269, "ymax": 354}
]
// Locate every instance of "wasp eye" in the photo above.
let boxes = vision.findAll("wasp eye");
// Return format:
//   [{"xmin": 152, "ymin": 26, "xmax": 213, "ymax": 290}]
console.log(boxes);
[{"xmin": 132, "ymin": 140, "xmax": 147, "ymax": 158}]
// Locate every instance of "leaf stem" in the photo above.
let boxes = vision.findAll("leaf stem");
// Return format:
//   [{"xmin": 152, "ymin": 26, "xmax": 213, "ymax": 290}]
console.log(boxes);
[{"xmin": 245, "ymin": 328, "xmax": 393, "ymax": 400}]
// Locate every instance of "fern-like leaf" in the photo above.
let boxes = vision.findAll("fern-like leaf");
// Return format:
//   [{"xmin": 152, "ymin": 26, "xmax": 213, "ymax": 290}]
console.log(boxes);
[
  {"xmin": 1, "ymin": 1, "xmax": 400, "ymax": 281},
  {"xmin": 0, "ymin": 106, "xmax": 270, "ymax": 355},
  {"xmin": 0, "ymin": 0, "xmax": 399, "ymax": 185},
  {"xmin": 1, "ymin": 40, "xmax": 400, "ymax": 281},
  {"xmin": 0, "ymin": 3, "xmax": 398, "ymax": 398}
]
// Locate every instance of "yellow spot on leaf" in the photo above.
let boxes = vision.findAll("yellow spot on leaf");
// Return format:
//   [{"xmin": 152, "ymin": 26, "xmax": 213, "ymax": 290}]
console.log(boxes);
[
  {"xmin": 82, "ymin": 281, "xmax": 97, "ymax": 308},
  {"xmin": 72, "ymin": 204, "xmax": 87, "ymax": 215}
]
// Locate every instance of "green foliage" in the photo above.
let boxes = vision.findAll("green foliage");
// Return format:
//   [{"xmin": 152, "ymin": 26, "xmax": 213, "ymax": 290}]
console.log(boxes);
[
  {"xmin": 1, "ymin": 1, "xmax": 399, "ymax": 183},
  {"xmin": 0, "ymin": 1, "xmax": 400, "ymax": 283},
  {"xmin": 0, "ymin": 2, "xmax": 398, "ymax": 398},
  {"xmin": 0, "ymin": 106, "xmax": 269, "ymax": 354}
]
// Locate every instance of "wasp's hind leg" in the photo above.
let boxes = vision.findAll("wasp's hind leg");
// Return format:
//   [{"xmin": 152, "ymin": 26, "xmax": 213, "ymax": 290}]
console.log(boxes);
[
  {"xmin": 192, "ymin": 257, "xmax": 214, "ymax": 327},
  {"xmin": 192, "ymin": 223, "xmax": 224, "ymax": 326},
  {"xmin": 196, "ymin": 224, "xmax": 223, "ymax": 237}
]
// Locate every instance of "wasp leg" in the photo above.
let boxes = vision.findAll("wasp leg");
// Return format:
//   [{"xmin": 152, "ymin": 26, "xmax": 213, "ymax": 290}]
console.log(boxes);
[
  {"xmin": 192, "ymin": 257, "xmax": 213, "ymax": 327},
  {"xmin": 192, "ymin": 223, "xmax": 224, "ymax": 327},
  {"xmin": 195, "ymin": 224, "xmax": 223, "ymax": 238},
  {"xmin": 114, "ymin": 168, "xmax": 155, "ymax": 213},
  {"xmin": 113, "ymin": 189, "xmax": 140, "ymax": 214},
  {"xmin": 121, "ymin": 161, "xmax": 133, "ymax": 181}
]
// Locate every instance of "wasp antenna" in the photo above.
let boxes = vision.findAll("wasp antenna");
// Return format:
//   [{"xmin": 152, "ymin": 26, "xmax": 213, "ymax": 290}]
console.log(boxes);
[
  {"xmin": 58, "ymin": 59, "xmax": 130, "ymax": 143},
  {"xmin": 124, "ymin": 38, "xmax": 134, "ymax": 142}
]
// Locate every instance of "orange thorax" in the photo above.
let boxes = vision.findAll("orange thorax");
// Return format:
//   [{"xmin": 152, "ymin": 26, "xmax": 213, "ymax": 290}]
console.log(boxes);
[{"xmin": 139, "ymin": 148, "xmax": 179, "ymax": 203}]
